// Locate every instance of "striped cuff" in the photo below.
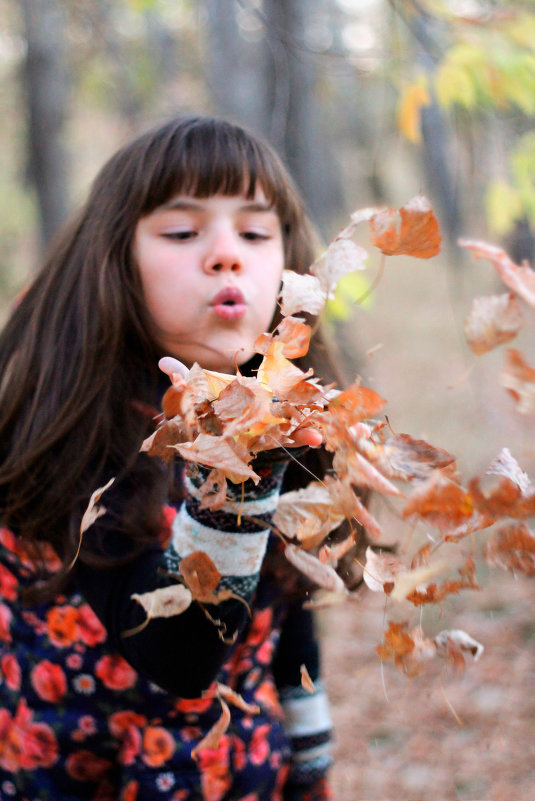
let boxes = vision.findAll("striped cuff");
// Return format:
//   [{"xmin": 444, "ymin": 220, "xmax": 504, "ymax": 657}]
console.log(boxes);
[
  {"xmin": 165, "ymin": 460, "xmax": 287, "ymax": 602},
  {"xmin": 280, "ymin": 682, "xmax": 334, "ymax": 785}
]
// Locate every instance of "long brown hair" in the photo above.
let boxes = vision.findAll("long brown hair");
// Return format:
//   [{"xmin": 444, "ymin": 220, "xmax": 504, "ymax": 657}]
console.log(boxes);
[{"xmin": 0, "ymin": 115, "xmax": 344, "ymax": 597}]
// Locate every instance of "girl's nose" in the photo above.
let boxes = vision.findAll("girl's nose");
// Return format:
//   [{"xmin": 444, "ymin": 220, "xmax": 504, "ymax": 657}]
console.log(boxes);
[{"xmin": 202, "ymin": 231, "xmax": 243, "ymax": 274}]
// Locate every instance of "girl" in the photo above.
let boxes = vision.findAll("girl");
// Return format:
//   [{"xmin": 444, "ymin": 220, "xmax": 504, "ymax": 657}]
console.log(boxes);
[{"xmin": 0, "ymin": 116, "xmax": 339, "ymax": 801}]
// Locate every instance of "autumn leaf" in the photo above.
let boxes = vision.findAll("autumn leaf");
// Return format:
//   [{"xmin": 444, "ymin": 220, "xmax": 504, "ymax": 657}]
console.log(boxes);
[
  {"xmin": 328, "ymin": 381, "xmax": 386, "ymax": 426},
  {"xmin": 434, "ymin": 629, "xmax": 484, "ymax": 670},
  {"xmin": 377, "ymin": 622, "xmax": 437, "ymax": 677},
  {"xmin": 216, "ymin": 683, "xmax": 260, "ymax": 715},
  {"xmin": 485, "ymin": 522, "xmax": 535, "ymax": 576},
  {"xmin": 175, "ymin": 434, "xmax": 259, "ymax": 484},
  {"xmin": 363, "ymin": 547, "xmax": 406, "ymax": 593},
  {"xmin": 179, "ymin": 551, "xmax": 245, "ymax": 607},
  {"xmin": 284, "ymin": 544, "xmax": 346, "ymax": 593},
  {"xmin": 397, "ymin": 78, "xmax": 431, "ymax": 143},
  {"xmin": 130, "ymin": 585, "xmax": 193, "ymax": 623},
  {"xmin": 358, "ymin": 433, "xmax": 456, "ymax": 482},
  {"xmin": 279, "ymin": 270, "xmax": 326, "ymax": 317},
  {"xmin": 369, "ymin": 195, "xmax": 442, "ymax": 259},
  {"xmin": 501, "ymin": 348, "xmax": 535, "ymax": 414},
  {"xmin": 300, "ymin": 664, "xmax": 316, "ymax": 694},
  {"xmin": 191, "ymin": 697, "xmax": 231, "ymax": 760},
  {"xmin": 310, "ymin": 237, "xmax": 368, "ymax": 298},
  {"xmin": 255, "ymin": 317, "xmax": 312, "ymax": 359},
  {"xmin": 197, "ymin": 469, "xmax": 228, "ymax": 511},
  {"xmin": 340, "ymin": 450, "xmax": 403, "ymax": 497},
  {"xmin": 486, "ymin": 447, "xmax": 531, "ymax": 493},
  {"xmin": 256, "ymin": 342, "xmax": 314, "ymax": 400},
  {"xmin": 403, "ymin": 557, "xmax": 479, "ymax": 606},
  {"xmin": 464, "ymin": 292, "xmax": 524, "ymax": 354},
  {"xmin": 402, "ymin": 470, "xmax": 474, "ymax": 533},
  {"xmin": 80, "ymin": 477, "xmax": 115, "ymax": 534},
  {"xmin": 459, "ymin": 238, "xmax": 535, "ymax": 308}
]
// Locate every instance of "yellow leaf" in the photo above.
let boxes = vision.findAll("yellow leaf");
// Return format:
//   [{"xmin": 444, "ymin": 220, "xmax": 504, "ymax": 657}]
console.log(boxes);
[
  {"xmin": 397, "ymin": 79, "xmax": 431, "ymax": 143},
  {"xmin": 435, "ymin": 62, "xmax": 477, "ymax": 109},
  {"xmin": 485, "ymin": 180, "xmax": 524, "ymax": 237}
]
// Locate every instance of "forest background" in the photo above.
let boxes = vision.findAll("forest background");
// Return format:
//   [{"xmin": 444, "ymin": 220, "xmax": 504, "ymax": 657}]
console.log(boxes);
[{"xmin": 2, "ymin": 1, "xmax": 535, "ymax": 798}]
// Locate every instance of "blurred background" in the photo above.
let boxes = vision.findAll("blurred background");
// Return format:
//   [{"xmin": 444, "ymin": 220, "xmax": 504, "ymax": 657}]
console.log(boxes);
[{"xmin": 2, "ymin": 1, "xmax": 535, "ymax": 798}]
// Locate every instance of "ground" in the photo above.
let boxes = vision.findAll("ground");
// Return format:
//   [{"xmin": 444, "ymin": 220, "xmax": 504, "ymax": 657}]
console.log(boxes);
[{"xmin": 319, "ymin": 242, "xmax": 535, "ymax": 800}]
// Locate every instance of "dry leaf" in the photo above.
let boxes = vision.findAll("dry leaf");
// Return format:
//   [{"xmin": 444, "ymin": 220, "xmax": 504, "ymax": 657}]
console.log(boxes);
[
  {"xmin": 284, "ymin": 544, "xmax": 345, "ymax": 593},
  {"xmin": 464, "ymin": 293, "xmax": 524, "ymax": 355},
  {"xmin": 80, "ymin": 477, "xmax": 115, "ymax": 534},
  {"xmin": 191, "ymin": 697, "xmax": 231, "ymax": 760},
  {"xmin": 300, "ymin": 664, "xmax": 316, "ymax": 694},
  {"xmin": 469, "ymin": 474, "xmax": 535, "ymax": 520},
  {"xmin": 403, "ymin": 557, "xmax": 479, "ymax": 605},
  {"xmin": 216, "ymin": 683, "xmax": 260, "ymax": 715},
  {"xmin": 359, "ymin": 433, "xmax": 456, "ymax": 482},
  {"xmin": 274, "ymin": 483, "xmax": 345, "ymax": 542},
  {"xmin": 402, "ymin": 471, "xmax": 474, "ymax": 533},
  {"xmin": 310, "ymin": 237, "xmax": 368, "ymax": 297},
  {"xmin": 131, "ymin": 584, "xmax": 193, "ymax": 620},
  {"xmin": 434, "ymin": 629, "xmax": 484, "ymax": 662},
  {"xmin": 390, "ymin": 560, "xmax": 451, "ymax": 603},
  {"xmin": 198, "ymin": 469, "xmax": 228, "ymax": 511},
  {"xmin": 175, "ymin": 434, "xmax": 259, "ymax": 484},
  {"xmin": 363, "ymin": 546, "xmax": 406, "ymax": 593},
  {"xmin": 459, "ymin": 238, "xmax": 535, "ymax": 308},
  {"xmin": 486, "ymin": 447, "xmax": 531, "ymax": 493},
  {"xmin": 369, "ymin": 195, "xmax": 441, "ymax": 259},
  {"xmin": 501, "ymin": 348, "xmax": 535, "ymax": 414},
  {"xmin": 255, "ymin": 317, "xmax": 312, "ymax": 359},
  {"xmin": 279, "ymin": 271, "xmax": 326, "ymax": 317},
  {"xmin": 328, "ymin": 381, "xmax": 386, "ymax": 426},
  {"xmin": 485, "ymin": 522, "xmax": 535, "ymax": 576}
]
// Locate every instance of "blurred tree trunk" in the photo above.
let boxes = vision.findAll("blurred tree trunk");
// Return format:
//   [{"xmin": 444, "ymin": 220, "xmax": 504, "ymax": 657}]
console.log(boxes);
[
  {"xmin": 20, "ymin": 0, "xmax": 70, "ymax": 251},
  {"xmin": 262, "ymin": 0, "xmax": 343, "ymax": 234}
]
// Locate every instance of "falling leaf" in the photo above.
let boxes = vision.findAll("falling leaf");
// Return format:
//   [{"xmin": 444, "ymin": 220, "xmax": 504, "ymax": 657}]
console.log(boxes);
[
  {"xmin": 464, "ymin": 293, "xmax": 524, "ymax": 354},
  {"xmin": 80, "ymin": 477, "xmax": 115, "ymax": 534},
  {"xmin": 459, "ymin": 238, "xmax": 535, "ymax": 308},
  {"xmin": 131, "ymin": 584, "xmax": 193, "ymax": 621},
  {"xmin": 363, "ymin": 547, "xmax": 406, "ymax": 593},
  {"xmin": 434, "ymin": 629, "xmax": 484, "ymax": 662},
  {"xmin": 328, "ymin": 381, "xmax": 386, "ymax": 426},
  {"xmin": 341, "ymin": 451, "xmax": 403, "ymax": 497},
  {"xmin": 279, "ymin": 270, "xmax": 326, "ymax": 317},
  {"xmin": 402, "ymin": 471, "xmax": 474, "ymax": 533},
  {"xmin": 318, "ymin": 534, "xmax": 356, "ymax": 566},
  {"xmin": 501, "ymin": 348, "xmax": 535, "ymax": 414},
  {"xmin": 255, "ymin": 317, "xmax": 312, "ymax": 359},
  {"xmin": 310, "ymin": 238, "xmax": 368, "ymax": 298},
  {"xmin": 175, "ymin": 434, "xmax": 259, "ymax": 484},
  {"xmin": 376, "ymin": 622, "xmax": 436, "ymax": 677},
  {"xmin": 369, "ymin": 195, "xmax": 442, "ymax": 259},
  {"xmin": 403, "ymin": 557, "xmax": 478, "ymax": 605},
  {"xmin": 485, "ymin": 522, "xmax": 535, "ymax": 576},
  {"xmin": 191, "ymin": 697, "xmax": 231, "ymax": 760},
  {"xmin": 256, "ymin": 342, "xmax": 314, "ymax": 400},
  {"xmin": 274, "ymin": 483, "xmax": 345, "ymax": 543},
  {"xmin": 300, "ymin": 664, "xmax": 316, "ymax": 694},
  {"xmin": 358, "ymin": 433, "xmax": 456, "ymax": 482},
  {"xmin": 397, "ymin": 78, "xmax": 431, "ymax": 143},
  {"xmin": 468, "ymin": 473, "xmax": 535, "ymax": 519},
  {"xmin": 486, "ymin": 447, "xmax": 531, "ymax": 493},
  {"xmin": 216, "ymin": 683, "xmax": 260, "ymax": 715},
  {"xmin": 179, "ymin": 551, "xmax": 245, "ymax": 607},
  {"xmin": 391, "ymin": 560, "xmax": 452, "ymax": 603},
  {"xmin": 284, "ymin": 544, "xmax": 346, "ymax": 593}
]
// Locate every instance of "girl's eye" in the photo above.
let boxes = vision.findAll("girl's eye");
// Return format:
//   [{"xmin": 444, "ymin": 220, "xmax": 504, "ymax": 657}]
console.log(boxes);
[
  {"xmin": 162, "ymin": 230, "xmax": 197, "ymax": 241},
  {"xmin": 241, "ymin": 231, "xmax": 270, "ymax": 241}
]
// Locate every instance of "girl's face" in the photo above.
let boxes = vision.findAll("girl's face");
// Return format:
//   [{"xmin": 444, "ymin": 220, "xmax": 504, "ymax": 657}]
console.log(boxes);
[{"xmin": 133, "ymin": 189, "xmax": 285, "ymax": 372}]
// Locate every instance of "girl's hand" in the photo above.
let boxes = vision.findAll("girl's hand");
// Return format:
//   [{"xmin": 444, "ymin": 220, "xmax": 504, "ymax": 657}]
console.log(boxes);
[{"xmin": 158, "ymin": 356, "xmax": 323, "ymax": 449}]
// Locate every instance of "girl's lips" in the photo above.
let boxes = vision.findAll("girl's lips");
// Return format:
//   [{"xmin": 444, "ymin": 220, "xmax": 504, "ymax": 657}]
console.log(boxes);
[{"xmin": 210, "ymin": 287, "xmax": 247, "ymax": 321}]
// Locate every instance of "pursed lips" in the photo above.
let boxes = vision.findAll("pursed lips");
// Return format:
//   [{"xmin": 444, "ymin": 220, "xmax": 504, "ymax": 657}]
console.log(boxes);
[{"xmin": 209, "ymin": 286, "xmax": 248, "ymax": 321}]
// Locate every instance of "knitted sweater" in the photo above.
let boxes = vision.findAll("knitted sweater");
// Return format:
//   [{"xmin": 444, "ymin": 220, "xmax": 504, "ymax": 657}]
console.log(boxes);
[{"xmin": 0, "ymin": 455, "xmax": 333, "ymax": 801}]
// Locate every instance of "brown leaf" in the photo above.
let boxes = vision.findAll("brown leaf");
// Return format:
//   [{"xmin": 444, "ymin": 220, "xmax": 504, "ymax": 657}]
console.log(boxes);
[
  {"xmin": 459, "ymin": 238, "xmax": 535, "ymax": 308},
  {"xmin": 485, "ymin": 522, "xmax": 535, "ymax": 576},
  {"xmin": 191, "ymin": 697, "xmax": 231, "ymax": 760},
  {"xmin": 434, "ymin": 629, "xmax": 484, "ymax": 674},
  {"xmin": 175, "ymin": 434, "xmax": 258, "ymax": 484},
  {"xmin": 363, "ymin": 546, "xmax": 406, "ymax": 593},
  {"xmin": 369, "ymin": 195, "xmax": 441, "ymax": 259},
  {"xmin": 257, "ymin": 342, "xmax": 314, "ymax": 400},
  {"xmin": 402, "ymin": 470, "xmax": 474, "ymax": 532},
  {"xmin": 328, "ymin": 381, "xmax": 386, "ymax": 426},
  {"xmin": 404, "ymin": 557, "xmax": 479, "ymax": 606},
  {"xmin": 80, "ymin": 477, "xmax": 115, "ymax": 534},
  {"xmin": 284, "ymin": 544, "xmax": 346, "ymax": 593},
  {"xmin": 464, "ymin": 292, "xmax": 524, "ymax": 355},
  {"xmin": 274, "ymin": 483, "xmax": 345, "ymax": 542},
  {"xmin": 341, "ymin": 450, "xmax": 403, "ymax": 497},
  {"xmin": 358, "ymin": 433, "xmax": 456, "ymax": 482},
  {"xmin": 300, "ymin": 664, "xmax": 316, "ymax": 694},
  {"xmin": 501, "ymin": 348, "xmax": 535, "ymax": 414},
  {"xmin": 279, "ymin": 270, "xmax": 326, "ymax": 317},
  {"xmin": 198, "ymin": 469, "xmax": 228, "ymax": 511},
  {"xmin": 216, "ymin": 683, "xmax": 260, "ymax": 715},
  {"xmin": 486, "ymin": 447, "xmax": 531, "ymax": 493},
  {"xmin": 179, "ymin": 551, "xmax": 221, "ymax": 599},
  {"xmin": 255, "ymin": 317, "xmax": 312, "ymax": 359},
  {"xmin": 377, "ymin": 622, "xmax": 437, "ymax": 677},
  {"xmin": 469, "ymin": 475, "xmax": 535, "ymax": 520},
  {"xmin": 131, "ymin": 585, "xmax": 193, "ymax": 620},
  {"xmin": 310, "ymin": 237, "xmax": 368, "ymax": 297}
]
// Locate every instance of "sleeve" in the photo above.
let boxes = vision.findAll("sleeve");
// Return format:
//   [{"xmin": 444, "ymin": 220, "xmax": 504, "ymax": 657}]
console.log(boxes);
[
  {"xmin": 75, "ymin": 456, "xmax": 287, "ymax": 698},
  {"xmin": 273, "ymin": 601, "xmax": 334, "ymax": 800}
]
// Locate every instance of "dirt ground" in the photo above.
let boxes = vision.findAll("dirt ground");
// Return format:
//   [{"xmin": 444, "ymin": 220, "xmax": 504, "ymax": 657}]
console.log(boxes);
[{"xmin": 319, "ymin": 244, "xmax": 535, "ymax": 800}]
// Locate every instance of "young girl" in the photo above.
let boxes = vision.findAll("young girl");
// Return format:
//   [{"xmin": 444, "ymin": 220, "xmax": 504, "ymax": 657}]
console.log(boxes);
[{"xmin": 0, "ymin": 116, "xmax": 339, "ymax": 801}]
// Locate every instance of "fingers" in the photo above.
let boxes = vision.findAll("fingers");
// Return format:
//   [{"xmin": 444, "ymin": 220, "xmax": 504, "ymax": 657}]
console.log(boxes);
[
  {"xmin": 158, "ymin": 356, "xmax": 189, "ymax": 379},
  {"xmin": 291, "ymin": 428, "xmax": 323, "ymax": 449}
]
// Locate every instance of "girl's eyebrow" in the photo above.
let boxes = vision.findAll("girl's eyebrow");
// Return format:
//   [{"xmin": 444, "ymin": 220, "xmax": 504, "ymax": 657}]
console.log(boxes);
[{"xmin": 160, "ymin": 199, "xmax": 276, "ymax": 213}]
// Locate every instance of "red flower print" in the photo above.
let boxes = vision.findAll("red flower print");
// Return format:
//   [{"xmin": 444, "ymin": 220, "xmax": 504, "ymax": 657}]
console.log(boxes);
[
  {"xmin": 76, "ymin": 604, "xmax": 107, "ymax": 646},
  {"xmin": 198, "ymin": 736, "xmax": 231, "ymax": 801},
  {"xmin": 0, "ymin": 603, "xmax": 12, "ymax": 643},
  {"xmin": 66, "ymin": 652, "xmax": 83, "ymax": 670},
  {"xmin": 31, "ymin": 660, "xmax": 67, "ymax": 702},
  {"xmin": 120, "ymin": 780, "xmax": 139, "ymax": 801},
  {"xmin": 256, "ymin": 639, "xmax": 274, "ymax": 665},
  {"xmin": 118, "ymin": 725, "xmax": 142, "ymax": 766},
  {"xmin": 65, "ymin": 749, "xmax": 112, "ymax": 783},
  {"xmin": 174, "ymin": 693, "xmax": 215, "ymax": 715},
  {"xmin": 46, "ymin": 605, "xmax": 78, "ymax": 647},
  {"xmin": 231, "ymin": 735, "xmax": 247, "ymax": 772},
  {"xmin": 95, "ymin": 655, "xmax": 137, "ymax": 690},
  {"xmin": 108, "ymin": 710, "xmax": 147, "ymax": 738},
  {"xmin": 142, "ymin": 726, "xmax": 175, "ymax": 767},
  {"xmin": 0, "ymin": 699, "xmax": 59, "ymax": 772},
  {"xmin": 254, "ymin": 680, "xmax": 283, "ymax": 718},
  {"xmin": 249, "ymin": 723, "xmax": 271, "ymax": 766},
  {"xmin": 1, "ymin": 654, "xmax": 21, "ymax": 691},
  {"xmin": 0, "ymin": 564, "xmax": 17, "ymax": 601},
  {"xmin": 246, "ymin": 608, "xmax": 273, "ymax": 647}
]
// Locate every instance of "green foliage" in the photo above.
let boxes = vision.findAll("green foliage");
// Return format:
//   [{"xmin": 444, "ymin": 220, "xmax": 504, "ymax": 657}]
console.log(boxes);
[{"xmin": 485, "ymin": 133, "xmax": 535, "ymax": 236}]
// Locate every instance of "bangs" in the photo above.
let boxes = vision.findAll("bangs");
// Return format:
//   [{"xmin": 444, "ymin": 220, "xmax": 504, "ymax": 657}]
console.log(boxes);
[{"xmin": 140, "ymin": 118, "xmax": 288, "ymax": 218}]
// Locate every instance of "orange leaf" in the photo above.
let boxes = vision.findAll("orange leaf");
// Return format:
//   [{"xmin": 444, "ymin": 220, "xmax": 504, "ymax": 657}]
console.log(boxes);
[
  {"xmin": 402, "ymin": 471, "xmax": 473, "ymax": 532},
  {"xmin": 175, "ymin": 434, "xmax": 258, "ymax": 484},
  {"xmin": 328, "ymin": 381, "xmax": 386, "ymax": 425},
  {"xmin": 191, "ymin": 698, "xmax": 231, "ymax": 760},
  {"xmin": 464, "ymin": 293, "xmax": 524, "ymax": 355},
  {"xmin": 255, "ymin": 317, "xmax": 312, "ymax": 359},
  {"xmin": 501, "ymin": 348, "xmax": 535, "ymax": 414},
  {"xmin": 459, "ymin": 238, "xmax": 535, "ymax": 308},
  {"xmin": 369, "ymin": 195, "xmax": 441, "ymax": 259},
  {"xmin": 300, "ymin": 664, "xmax": 316, "ymax": 694},
  {"xmin": 485, "ymin": 522, "xmax": 535, "ymax": 576},
  {"xmin": 359, "ymin": 433, "xmax": 456, "ymax": 482}
]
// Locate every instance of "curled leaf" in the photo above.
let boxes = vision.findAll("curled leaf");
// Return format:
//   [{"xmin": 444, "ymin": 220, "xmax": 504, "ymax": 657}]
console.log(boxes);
[
  {"xmin": 255, "ymin": 317, "xmax": 312, "ymax": 359},
  {"xmin": 370, "ymin": 195, "xmax": 441, "ymax": 259},
  {"xmin": 216, "ymin": 683, "xmax": 260, "ymax": 715},
  {"xmin": 501, "ymin": 348, "xmax": 535, "ymax": 414},
  {"xmin": 459, "ymin": 238, "xmax": 535, "ymax": 308},
  {"xmin": 81, "ymin": 477, "xmax": 115, "ymax": 534},
  {"xmin": 464, "ymin": 292, "xmax": 524, "ymax": 355},
  {"xmin": 363, "ymin": 546, "xmax": 406, "ymax": 593},
  {"xmin": 131, "ymin": 585, "xmax": 193, "ymax": 622},
  {"xmin": 310, "ymin": 238, "xmax": 368, "ymax": 297},
  {"xmin": 279, "ymin": 271, "xmax": 326, "ymax": 317},
  {"xmin": 284, "ymin": 544, "xmax": 345, "ymax": 593},
  {"xmin": 485, "ymin": 522, "xmax": 535, "ymax": 576},
  {"xmin": 300, "ymin": 664, "xmax": 316, "ymax": 694},
  {"xmin": 434, "ymin": 629, "xmax": 484, "ymax": 662},
  {"xmin": 191, "ymin": 697, "xmax": 231, "ymax": 760}
]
